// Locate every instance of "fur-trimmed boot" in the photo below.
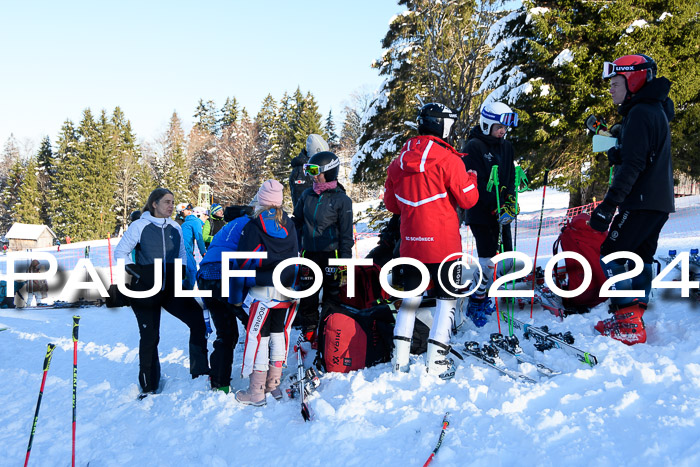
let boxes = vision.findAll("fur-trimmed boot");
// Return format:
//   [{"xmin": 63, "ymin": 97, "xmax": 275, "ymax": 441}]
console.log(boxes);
[
  {"xmin": 235, "ymin": 370, "xmax": 267, "ymax": 406},
  {"xmin": 265, "ymin": 362, "xmax": 284, "ymax": 400}
]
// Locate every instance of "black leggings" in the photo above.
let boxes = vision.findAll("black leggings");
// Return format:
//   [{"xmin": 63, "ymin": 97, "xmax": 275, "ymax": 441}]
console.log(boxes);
[{"xmin": 131, "ymin": 291, "xmax": 209, "ymax": 393}]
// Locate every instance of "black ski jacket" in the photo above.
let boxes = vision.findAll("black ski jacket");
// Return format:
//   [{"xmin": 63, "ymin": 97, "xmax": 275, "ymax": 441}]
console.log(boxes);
[
  {"xmin": 462, "ymin": 125, "xmax": 516, "ymax": 225},
  {"xmin": 293, "ymin": 184, "xmax": 354, "ymax": 258},
  {"xmin": 289, "ymin": 149, "xmax": 313, "ymax": 207},
  {"xmin": 605, "ymin": 77, "xmax": 675, "ymax": 213}
]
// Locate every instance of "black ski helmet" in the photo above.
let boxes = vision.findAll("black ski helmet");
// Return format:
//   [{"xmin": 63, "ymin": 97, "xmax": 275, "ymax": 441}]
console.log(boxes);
[
  {"xmin": 306, "ymin": 151, "xmax": 341, "ymax": 182},
  {"xmin": 417, "ymin": 103, "xmax": 458, "ymax": 139}
]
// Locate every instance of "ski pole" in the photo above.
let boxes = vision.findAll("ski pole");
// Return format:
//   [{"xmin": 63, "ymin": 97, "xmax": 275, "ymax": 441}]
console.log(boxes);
[
  {"xmin": 24, "ymin": 343, "xmax": 56, "ymax": 467},
  {"xmin": 530, "ymin": 169, "xmax": 550, "ymax": 318},
  {"xmin": 72, "ymin": 315, "xmax": 80, "ymax": 467},
  {"xmin": 423, "ymin": 412, "xmax": 450, "ymax": 467},
  {"xmin": 487, "ymin": 166, "xmax": 503, "ymax": 334},
  {"xmin": 510, "ymin": 167, "xmax": 529, "ymax": 336}
]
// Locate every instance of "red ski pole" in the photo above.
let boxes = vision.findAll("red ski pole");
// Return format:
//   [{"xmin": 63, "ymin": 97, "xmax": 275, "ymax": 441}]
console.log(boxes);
[
  {"xmin": 423, "ymin": 412, "xmax": 450, "ymax": 467},
  {"xmin": 72, "ymin": 315, "xmax": 80, "ymax": 467},
  {"xmin": 530, "ymin": 170, "xmax": 549, "ymax": 318},
  {"xmin": 24, "ymin": 343, "xmax": 56, "ymax": 467}
]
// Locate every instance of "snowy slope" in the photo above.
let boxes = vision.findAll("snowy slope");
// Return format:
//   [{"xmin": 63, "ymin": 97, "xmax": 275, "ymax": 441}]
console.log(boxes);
[{"xmin": 2, "ymin": 192, "xmax": 700, "ymax": 466}]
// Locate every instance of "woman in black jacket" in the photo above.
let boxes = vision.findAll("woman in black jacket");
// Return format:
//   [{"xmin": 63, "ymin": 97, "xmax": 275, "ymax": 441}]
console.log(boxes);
[
  {"xmin": 292, "ymin": 151, "xmax": 354, "ymax": 337},
  {"xmin": 115, "ymin": 188, "xmax": 209, "ymax": 398}
]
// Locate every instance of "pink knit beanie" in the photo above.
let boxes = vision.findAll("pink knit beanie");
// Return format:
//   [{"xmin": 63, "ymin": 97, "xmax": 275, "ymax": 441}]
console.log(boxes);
[{"xmin": 256, "ymin": 179, "xmax": 283, "ymax": 207}]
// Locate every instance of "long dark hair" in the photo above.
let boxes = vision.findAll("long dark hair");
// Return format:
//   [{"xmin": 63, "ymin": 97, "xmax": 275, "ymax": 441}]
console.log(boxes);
[{"xmin": 142, "ymin": 188, "xmax": 174, "ymax": 216}]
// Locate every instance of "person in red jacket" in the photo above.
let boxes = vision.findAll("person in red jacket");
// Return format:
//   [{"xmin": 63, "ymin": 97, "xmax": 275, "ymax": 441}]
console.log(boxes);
[{"xmin": 384, "ymin": 103, "xmax": 478, "ymax": 379}]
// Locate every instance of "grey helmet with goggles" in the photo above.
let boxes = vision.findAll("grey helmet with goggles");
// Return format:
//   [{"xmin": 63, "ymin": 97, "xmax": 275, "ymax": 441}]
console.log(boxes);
[
  {"xmin": 304, "ymin": 151, "xmax": 341, "ymax": 181},
  {"xmin": 602, "ymin": 54, "xmax": 657, "ymax": 94},
  {"xmin": 480, "ymin": 101, "xmax": 518, "ymax": 136},
  {"xmin": 417, "ymin": 103, "xmax": 458, "ymax": 140}
]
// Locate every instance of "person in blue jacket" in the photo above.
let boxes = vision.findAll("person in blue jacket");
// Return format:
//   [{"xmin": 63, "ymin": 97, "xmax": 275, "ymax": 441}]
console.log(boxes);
[
  {"xmin": 196, "ymin": 206, "xmax": 253, "ymax": 393},
  {"xmin": 114, "ymin": 188, "xmax": 209, "ymax": 398},
  {"xmin": 180, "ymin": 203, "xmax": 206, "ymax": 290}
]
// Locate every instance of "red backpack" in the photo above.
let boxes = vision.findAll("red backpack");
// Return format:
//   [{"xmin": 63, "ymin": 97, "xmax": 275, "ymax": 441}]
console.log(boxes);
[
  {"xmin": 317, "ymin": 302, "xmax": 395, "ymax": 373},
  {"xmin": 552, "ymin": 213, "xmax": 608, "ymax": 309}
]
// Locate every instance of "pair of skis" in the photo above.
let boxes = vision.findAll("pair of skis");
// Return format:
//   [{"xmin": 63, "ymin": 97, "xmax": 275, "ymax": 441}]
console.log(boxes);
[{"xmin": 286, "ymin": 335, "xmax": 321, "ymax": 422}]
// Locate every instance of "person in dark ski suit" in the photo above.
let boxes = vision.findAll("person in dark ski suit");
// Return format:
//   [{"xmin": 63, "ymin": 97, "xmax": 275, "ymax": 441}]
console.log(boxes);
[
  {"xmin": 590, "ymin": 54, "xmax": 675, "ymax": 345},
  {"xmin": 289, "ymin": 134, "xmax": 329, "ymax": 209},
  {"xmin": 462, "ymin": 99, "xmax": 520, "ymax": 328},
  {"xmin": 202, "ymin": 203, "xmax": 226, "ymax": 249},
  {"xmin": 292, "ymin": 151, "xmax": 353, "ymax": 336},
  {"xmin": 385, "ymin": 103, "xmax": 479, "ymax": 379},
  {"xmin": 114, "ymin": 188, "xmax": 209, "ymax": 396}
]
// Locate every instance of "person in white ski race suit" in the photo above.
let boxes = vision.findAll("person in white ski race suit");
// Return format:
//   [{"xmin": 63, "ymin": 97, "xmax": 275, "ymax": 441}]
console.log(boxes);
[{"xmin": 384, "ymin": 103, "xmax": 479, "ymax": 379}]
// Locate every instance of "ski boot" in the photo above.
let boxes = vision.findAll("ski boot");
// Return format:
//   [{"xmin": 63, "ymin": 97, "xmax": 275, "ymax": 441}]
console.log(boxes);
[
  {"xmin": 594, "ymin": 301, "xmax": 647, "ymax": 345},
  {"xmin": 465, "ymin": 296, "xmax": 495, "ymax": 328}
]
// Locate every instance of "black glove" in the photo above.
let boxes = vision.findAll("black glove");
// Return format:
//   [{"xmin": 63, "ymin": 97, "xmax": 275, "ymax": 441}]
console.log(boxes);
[
  {"xmin": 609, "ymin": 123, "xmax": 622, "ymax": 138},
  {"xmin": 606, "ymin": 146, "xmax": 622, "ymax": 166},
  {"xmin": 589, "ymin": 200, "xmax": 616, "ymax": 232},
  {"xmin": 125, "ymin": 264, "xmax": 141, "ymax": 281}
]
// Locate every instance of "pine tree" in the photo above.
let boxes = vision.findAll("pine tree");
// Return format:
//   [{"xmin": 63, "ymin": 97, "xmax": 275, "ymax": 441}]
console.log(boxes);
[
  {"xmin": 193, "ymin": 99, "xmax": 220, "ymax": 136},
  {"xmin": 35, "ymin": 136, "xmax": 54, "ymax": 224},
  {"xmin": 256, "ymin": 94, "xmax": 279, "ymax": 179},
  {"xmin": 12, "ymin": 156, "xmax": 42, "ymax": 224},
  {"xmin": 353, "ymin": 0, "xmax": 503, "ymax": 187},
  {"xmin": 161, "ymin": 112, "xmax": 193, "ymax": 206},
  {"xmin": 0, "ymin": 135, "xmax": 22, "ymax": 230},
  {"xmin": 1, "ymin": 157, "xmax": 24, "ymax": 230},
  {"xmin": 480, "ymin": 0, "xmax": 700, "ymax": 205},
  {"xmin": 220, "ymin": 97, "xmax": 240, "ymax": 130},
  {"xmin": 47, "ymin": 120, "xmax": 79, "ymax": 238},
  {"xmin": 324, "ymin": 109, "xmax": 339, "ymax": 151},
  {"xmin": 112, "ymin": 107, "xmax": 153, "ymax": 233}
]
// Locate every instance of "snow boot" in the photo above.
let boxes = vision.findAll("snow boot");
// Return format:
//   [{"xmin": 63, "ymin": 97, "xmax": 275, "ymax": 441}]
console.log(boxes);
[
  {"xmin": 265, "ymin": 362, "xmax": 284, "ymax": 400},
  {"xmin": 391, "ymin": 336, "xmax": 412, "ymax": 373},
  {"xmin": 235, "ymin": 370, "xmax": 267, "ymax": 406},
  {"xmin": 465, "ymin": 296, "xmax": 495, "ymax": 328},
  {"xmin": 426, "ymin": 339, "xmax": 456, "ymax": 380},
  {"xmin": 594, "ymin": 301, "xmax": 647, "ymax": 345}
]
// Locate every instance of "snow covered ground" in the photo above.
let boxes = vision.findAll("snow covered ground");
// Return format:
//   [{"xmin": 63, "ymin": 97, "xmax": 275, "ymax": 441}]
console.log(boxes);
[{"xmin": 2, "ymin": 189, "xmax": 700, "ymax": 466}]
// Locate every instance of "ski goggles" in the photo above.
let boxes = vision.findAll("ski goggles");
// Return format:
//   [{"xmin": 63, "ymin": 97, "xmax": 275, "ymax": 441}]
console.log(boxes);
[
  {"xmin": 481, "ymin": 108, "xmax": 519, "ymax": 127},
  {"xmin": 602, "ymin": 61, "xmax": 655, "ymax": 79},
  {"xmin": 303, "ymin": 158, "xmax": 339, "ymax": 177}
]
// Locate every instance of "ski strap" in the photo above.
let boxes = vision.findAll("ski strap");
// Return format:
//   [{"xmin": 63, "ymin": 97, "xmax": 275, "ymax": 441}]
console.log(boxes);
[
  {"xmin": 486, "ymin": 165, "xmax": 499, "ymax": 194},
  {"xmin": 515, "ymin": 166, "xmax": 529, "ymax": 193}
]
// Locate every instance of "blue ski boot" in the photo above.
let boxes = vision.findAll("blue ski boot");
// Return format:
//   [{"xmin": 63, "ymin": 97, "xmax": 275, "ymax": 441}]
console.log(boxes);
[{"xmin": 466, "ymin": 296, "xmax": 495, "ymax": 328}]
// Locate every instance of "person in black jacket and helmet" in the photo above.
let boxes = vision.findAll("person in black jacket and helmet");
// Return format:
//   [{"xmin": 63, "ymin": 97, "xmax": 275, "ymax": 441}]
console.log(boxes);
[
  {"xmin": 590, "ymin": 54, "xmax": 675, "ymax": 346},
  {"xmin": 292, "ymin": 151, "xmax": 353, "ymax": 337},
  {"xmin": 289, "ymin": 134, "xmax": 330, "ymax": 209}
]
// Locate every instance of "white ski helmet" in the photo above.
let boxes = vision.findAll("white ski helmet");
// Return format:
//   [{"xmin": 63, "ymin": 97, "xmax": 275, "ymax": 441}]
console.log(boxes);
[
  {"xmin": 480, "ymin": 101, "xmax": 519, "ymax": 135},
  {"xmin": 306, "ymin": 134, "xmax": 329, "ymax": 157}
]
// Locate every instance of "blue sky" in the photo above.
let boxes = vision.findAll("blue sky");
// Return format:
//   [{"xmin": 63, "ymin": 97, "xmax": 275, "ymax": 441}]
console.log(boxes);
[{"xmin": 0, "ymin": 1, "xmax": 404, "ymax": 151}]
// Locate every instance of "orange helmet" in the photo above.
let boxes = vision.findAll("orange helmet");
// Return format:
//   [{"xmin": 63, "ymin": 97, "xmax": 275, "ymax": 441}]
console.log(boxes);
[{"xmin": 602, "ymin": 54, "xmax": 657, "ymax": 94}]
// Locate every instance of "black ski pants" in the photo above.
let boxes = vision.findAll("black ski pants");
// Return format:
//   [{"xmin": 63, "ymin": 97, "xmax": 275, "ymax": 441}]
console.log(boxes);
[
  {"xmin": 131, "ymin": 291, "xmax": 209, "ymax": 393},
  {"xmin": 295, "ymin": 250, "xmax": 341, "ymax": 331},
  {"xmin": 600, "ymin": 209, "xmax": 669, "ymax": 264},
  {"xmin": 469, "ymin": 222, "xmax": 513, "ymax": 258}
]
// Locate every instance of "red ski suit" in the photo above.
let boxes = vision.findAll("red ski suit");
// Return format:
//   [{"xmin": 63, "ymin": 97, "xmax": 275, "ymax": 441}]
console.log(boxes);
[{"xmin": 384, "ymin": 135, "xmax": 478, "ymax": 264}]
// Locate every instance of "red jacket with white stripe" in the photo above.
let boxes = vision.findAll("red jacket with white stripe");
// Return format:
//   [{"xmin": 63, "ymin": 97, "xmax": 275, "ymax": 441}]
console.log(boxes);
[{"xmin": 384, "ymin": 135, "xmax": 478, "ymax": 264}]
